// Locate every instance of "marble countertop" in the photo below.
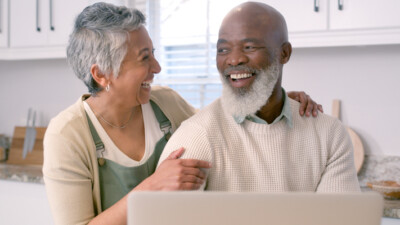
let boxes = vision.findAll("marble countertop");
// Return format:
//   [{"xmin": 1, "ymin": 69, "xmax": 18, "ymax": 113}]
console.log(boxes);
[{"xmin": 0, "ymin": 163, "xmax": 43, "ymax": 184}]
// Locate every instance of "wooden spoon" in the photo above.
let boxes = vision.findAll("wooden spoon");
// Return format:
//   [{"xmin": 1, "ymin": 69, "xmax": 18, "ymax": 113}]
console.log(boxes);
[{"xmin": 331, "ymin": 99, "xmax": 364, "ymax": 174}]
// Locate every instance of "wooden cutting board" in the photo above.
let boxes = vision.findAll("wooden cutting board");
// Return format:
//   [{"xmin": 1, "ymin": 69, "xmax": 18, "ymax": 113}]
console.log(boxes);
[
  {"xmin": 331, "ymin": 100, "xmax": 364, "ymax": 173},
  {"xmin": 7, "ymin": 126, "xmax": 47, "ymax": 165}
]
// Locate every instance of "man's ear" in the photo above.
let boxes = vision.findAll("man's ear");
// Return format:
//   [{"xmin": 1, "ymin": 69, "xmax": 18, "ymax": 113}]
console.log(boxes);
[
  {"xmin": 90, "ymin": 64, "xmax": 109, "ymax": 88},
  {"xmin": 280, "ymin": 42, "xmax": 292, "ymax": 64}
]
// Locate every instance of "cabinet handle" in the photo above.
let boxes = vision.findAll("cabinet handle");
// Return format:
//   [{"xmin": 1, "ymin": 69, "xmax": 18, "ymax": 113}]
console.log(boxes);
[
  {"xmin": 314, "ymin": 0, "xmax": 319, "ymax": 12},
  {"xmin": 49, "ymin": 0, "xmax": 54, "ymax": 31},
  {"xmin": 338, "ymin": 0, "xmax": 344, "ymax": 10},
  {"xmin": 0, "ymin": 0, "xmax": 2, "ymax": 33},
  {"xmin": 36, "ymin": 0, "xmax": 41, "ymax": 32}
]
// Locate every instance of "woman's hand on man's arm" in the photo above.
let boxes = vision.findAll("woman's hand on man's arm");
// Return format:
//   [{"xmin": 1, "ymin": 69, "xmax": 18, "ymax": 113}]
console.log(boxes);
[{"xmin": 135, "ymin": 147, "xmax": 211, "ymax": 191}]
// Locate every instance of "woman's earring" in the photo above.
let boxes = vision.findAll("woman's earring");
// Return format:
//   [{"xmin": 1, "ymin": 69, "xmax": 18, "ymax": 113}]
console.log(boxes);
[{"xmin": 105, "ymin": 84, "xmax": 110, "ymax": 92}]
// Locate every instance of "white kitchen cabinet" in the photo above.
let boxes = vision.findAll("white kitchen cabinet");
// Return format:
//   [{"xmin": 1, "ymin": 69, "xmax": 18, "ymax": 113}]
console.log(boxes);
[
  {"xmin": 0, "ymin": 0, "xmax": 135, "ymax": 59},
  {"xmin": 0, "ymin": 0, "xmax": 8, "ymax": 48},
  {"xmin": 49, "ymin": 0, "xmax": 90, "ymax": 46},
  {"xmin": 266, "ymin": 0, "xmax": 400, "ymax": 32},
  {"xmin": 0, "ymin": 180, "xmax": 53, "ymax": 225},
  {"xmin": 257, "ymin": 0, "xmax": 400, "ymax": 47},
  {"xmin": 9, "ymin": 0, "xmax": 87, "ymax": 48},
  {"xmin": 382, "ymin": 217, "xmax": 400, "ymax": 225},
  {"xmin": 330, "ymin": 0, "xmax": 400, "ymax": 30},
  {"xmin": 257, "ymin": 0, "xmax": 328, "ymax": 32}
]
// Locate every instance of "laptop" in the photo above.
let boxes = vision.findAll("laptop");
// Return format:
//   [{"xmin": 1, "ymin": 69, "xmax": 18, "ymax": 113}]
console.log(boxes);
[{"xmin": 127, "ymin": 192, "xmax": 383, "ymax": 225}]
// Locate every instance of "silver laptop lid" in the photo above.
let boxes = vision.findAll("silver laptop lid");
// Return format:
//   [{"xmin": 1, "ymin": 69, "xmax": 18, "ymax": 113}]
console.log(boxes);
[{"xmin": 128, "ymin": 192, "xmax": 383, "ymax": 225}]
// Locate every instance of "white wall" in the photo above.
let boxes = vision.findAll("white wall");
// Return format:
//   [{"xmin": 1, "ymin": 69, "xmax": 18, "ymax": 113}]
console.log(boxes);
[
  {"xmin": 0, "ymin": 45, "xmax": 399, "ymax": 156},
  {"xmin": 283, "ymin": 44, "xmax": 400, "ymax": 156},
  {"xmin": 0, "ymin": 59, "xmax": 86, "ymax": 135}
]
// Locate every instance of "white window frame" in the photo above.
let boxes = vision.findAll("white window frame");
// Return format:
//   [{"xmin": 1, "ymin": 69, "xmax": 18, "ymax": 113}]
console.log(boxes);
[{"xmin": 147, "ymin": 0, "xmax": 224, "ymax": 108}]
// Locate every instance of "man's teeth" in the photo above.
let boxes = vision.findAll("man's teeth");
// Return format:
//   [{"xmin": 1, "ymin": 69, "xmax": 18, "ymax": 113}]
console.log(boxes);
[
  {"xmin": 141, "ymin": 80, "xmax": 153, "ymax": 88},
  {"xmin": 230, "ymin": 73, "xmax": 252, "ymax": 80}
]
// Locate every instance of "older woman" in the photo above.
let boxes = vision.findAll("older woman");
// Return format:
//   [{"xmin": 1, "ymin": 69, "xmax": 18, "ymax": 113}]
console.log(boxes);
[{"xmin": 43, "ymin": 2, "xmax": 322, "ymax": 225}]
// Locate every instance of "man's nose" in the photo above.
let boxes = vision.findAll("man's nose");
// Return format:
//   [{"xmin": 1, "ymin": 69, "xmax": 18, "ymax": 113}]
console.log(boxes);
[{"xmin": 227, "ymin": 48, "xmax": 249, "ymax": 66}]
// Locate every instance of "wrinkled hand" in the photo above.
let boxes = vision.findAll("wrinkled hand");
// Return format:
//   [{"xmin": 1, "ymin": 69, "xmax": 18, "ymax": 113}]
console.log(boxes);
[
  {"xmin": 136, "ymin": 148, "xmax": 211, "ymax": 191},
  {"xmin": 287, "ymin": 91, "xmax": 323, "ymax": 117}
]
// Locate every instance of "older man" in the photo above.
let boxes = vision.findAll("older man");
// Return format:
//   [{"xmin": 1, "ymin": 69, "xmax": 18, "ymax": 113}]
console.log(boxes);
[{"xmin": 158, "ymin": 2, "xmax": 360, "ymax": 192}]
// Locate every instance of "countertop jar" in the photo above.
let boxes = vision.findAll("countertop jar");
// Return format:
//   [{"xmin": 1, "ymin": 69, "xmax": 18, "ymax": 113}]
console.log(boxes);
[{"xmin": 0, "ymin": 135, "xmax": 10, "ymax": 162}]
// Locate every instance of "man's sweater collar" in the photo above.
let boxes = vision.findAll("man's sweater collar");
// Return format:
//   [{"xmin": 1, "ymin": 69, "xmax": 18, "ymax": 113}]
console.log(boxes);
[{"xmin": 233, "ymin": 88, "xmax": 293, "ymax": 128}]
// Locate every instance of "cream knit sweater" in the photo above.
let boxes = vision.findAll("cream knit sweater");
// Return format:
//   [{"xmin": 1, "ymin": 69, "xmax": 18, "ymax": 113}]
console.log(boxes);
[{"xmin": 159, "ymin": 98, "xmax": 360, "ymax": 192}]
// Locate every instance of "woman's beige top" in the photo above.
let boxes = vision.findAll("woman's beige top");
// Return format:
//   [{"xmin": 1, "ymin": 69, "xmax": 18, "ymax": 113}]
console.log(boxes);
[{"xmin": 43, "ymin": 86, "xmax": 196, "ymax": 225}]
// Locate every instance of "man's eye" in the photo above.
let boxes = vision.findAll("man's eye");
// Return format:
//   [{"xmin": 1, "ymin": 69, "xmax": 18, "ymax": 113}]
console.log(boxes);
[
  {"xmin": 142, "ymin": 55, "xmax": 149, "ymax": 60},
  {"xmin": 244, "ymin": 46, "xmax": 256, "ymax": 50},
  {"xmin": 217, "ymin": 48, "xmax": 229, "ymax": 54}
]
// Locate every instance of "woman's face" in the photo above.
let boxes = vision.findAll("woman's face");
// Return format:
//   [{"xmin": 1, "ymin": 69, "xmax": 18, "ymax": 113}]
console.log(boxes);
[{"xmin": 110, "ymin": 26, "xmax": 161, "ymax": 106}]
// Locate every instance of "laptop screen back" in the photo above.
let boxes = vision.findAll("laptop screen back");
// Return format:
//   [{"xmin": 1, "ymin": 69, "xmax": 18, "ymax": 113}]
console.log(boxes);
[{"xmin": 128, "ymin": 192, "xmax": 383, "ymax": 225}]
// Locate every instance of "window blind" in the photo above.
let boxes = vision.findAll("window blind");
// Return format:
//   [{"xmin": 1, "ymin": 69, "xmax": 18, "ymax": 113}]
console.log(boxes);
[{"xmin": 146, "ymin": 0, "xmax": 248, "ymax": 108}]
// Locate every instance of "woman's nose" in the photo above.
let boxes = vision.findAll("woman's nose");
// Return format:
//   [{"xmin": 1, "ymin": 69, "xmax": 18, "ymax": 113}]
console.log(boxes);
[{"xmin": 151, "ymin": 57, "xmax": 161, "ymax": 74}]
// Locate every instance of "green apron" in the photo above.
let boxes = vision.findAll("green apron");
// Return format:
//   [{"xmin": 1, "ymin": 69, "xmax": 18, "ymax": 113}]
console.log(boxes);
[{"xmin": 86, "ymin": 101, "xmax": 172, "ymax": 210}]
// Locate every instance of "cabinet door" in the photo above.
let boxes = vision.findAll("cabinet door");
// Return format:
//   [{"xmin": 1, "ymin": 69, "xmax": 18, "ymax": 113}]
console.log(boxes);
[
  {"xmin": 49, "ymin": 0, "xmax": 132, "ymax": 46},
  {"xmin": 0, "ymin": 0, "xmax": 8, "ymax": 47},
  {"xmin": 330, "ymin": 0, "xmax": 400, "ymax": 30},
  {"xmin": 48, "ymin": 0, "xmax": 88, "ymax": 45},
  {"xmin": 254, "ymin": 0, "xmax": 328, "ymax": 32},
  {"xmin": 10, "ymin": 0, "xmax": 49, "ymax": 47},
  {"xmin": 10, "ymin": 0, "xmax": 89, "ymax": 48}
]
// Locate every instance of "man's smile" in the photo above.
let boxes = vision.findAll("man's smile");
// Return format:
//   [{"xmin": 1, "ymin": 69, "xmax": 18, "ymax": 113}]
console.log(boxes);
[{"xmin": 228, "ymin": 73, "xmax": 256, "ymax": 88}]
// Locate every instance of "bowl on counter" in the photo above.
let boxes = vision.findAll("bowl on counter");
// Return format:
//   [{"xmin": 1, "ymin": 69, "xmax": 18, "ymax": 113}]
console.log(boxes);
[{"xmin": 367, "ymin": 180, "xmax": 400, "ymax": 200}]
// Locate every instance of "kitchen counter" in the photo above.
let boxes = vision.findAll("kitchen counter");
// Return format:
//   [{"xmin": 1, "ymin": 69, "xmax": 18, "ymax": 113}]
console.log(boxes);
[
  {"xmin": 358, "ymin": 155, "xmax": 400, "ymax": 219},
  {"xmin": 0, "ymin": 162, "xmax": 399, "ymax": 220},
  {"xmin": 0, "ymin": 163, "xmax": 43, "ymax": 184},
  {"xmin": 360, "ymin": 186, "xmax": 400, "ymax": 219},
  {"xmin": 384, "ymin": 198, "xmax": 400, "ymax": 219}
]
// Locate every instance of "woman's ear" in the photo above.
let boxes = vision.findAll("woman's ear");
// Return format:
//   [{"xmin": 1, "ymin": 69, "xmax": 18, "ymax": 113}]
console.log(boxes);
[
  {"xmin": 280, "ymin": 42, "xmax": 292, "ymax": 64},
  {"xmin": 90, "ymin": 64, "xmax": 109, "ymax": 88}
]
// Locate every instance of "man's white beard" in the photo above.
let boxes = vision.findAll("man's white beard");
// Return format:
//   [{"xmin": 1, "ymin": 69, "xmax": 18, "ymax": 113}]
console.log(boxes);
[{"xmin": 221, "ymin": 60, "xmax": 280, "ymax": 118}]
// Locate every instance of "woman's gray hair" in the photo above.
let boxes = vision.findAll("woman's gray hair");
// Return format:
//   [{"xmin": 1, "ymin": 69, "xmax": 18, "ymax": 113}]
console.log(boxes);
[{"xmin": 67, "ymin": 2, "xmax": 146, "ymax": 94}]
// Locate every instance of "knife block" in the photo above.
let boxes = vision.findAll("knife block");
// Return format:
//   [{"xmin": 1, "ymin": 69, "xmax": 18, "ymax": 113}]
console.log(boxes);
[{"xmin": 7, "ymin": 126, "xmax": 47, "ymax": 165}]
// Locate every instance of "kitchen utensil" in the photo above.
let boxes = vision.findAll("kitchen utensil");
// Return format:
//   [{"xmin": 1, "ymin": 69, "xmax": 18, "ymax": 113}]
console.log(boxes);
[
  {"xmin": 22, "ymin": 109, "xmax": 31, "ymax": 159},
  {"xmin": 28, "ymin": 110, "xmax": 37, "ymax": 153},
  {"xmin": 22, "ymin": 108, "xmax": 37, "ymax": 159},
  {"xmin": 331, "ymin": 100, "xmax": 364, "ymax": 173}
]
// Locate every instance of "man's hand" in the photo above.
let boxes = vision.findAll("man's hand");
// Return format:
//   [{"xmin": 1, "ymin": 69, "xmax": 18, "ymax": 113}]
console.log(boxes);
[{"xmin": 288, "ymin": 91, "xmax": 323, "ymax": 117}]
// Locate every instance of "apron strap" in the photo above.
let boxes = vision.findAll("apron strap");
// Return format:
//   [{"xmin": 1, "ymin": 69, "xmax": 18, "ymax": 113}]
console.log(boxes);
[
  {"xmin": 85, "ymin": 112, "xmax": 105, "ymax": 152},
  {"xmin": 150, "ymin": 100, "xmax": 172, "ymax": 140},
  {"xmin": 85, "ymin": 102, "xmax": 171, "ymax": 151},
  {"xmin": 84, "ymin": 102, "xmax": 172, "ymax": 166}
]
